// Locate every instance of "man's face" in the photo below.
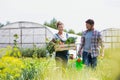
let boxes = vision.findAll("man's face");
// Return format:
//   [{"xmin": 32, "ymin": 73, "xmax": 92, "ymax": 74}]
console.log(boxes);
[{"xmin": 86, "ymin": 23, "xmax": 93, "ymax": 30}]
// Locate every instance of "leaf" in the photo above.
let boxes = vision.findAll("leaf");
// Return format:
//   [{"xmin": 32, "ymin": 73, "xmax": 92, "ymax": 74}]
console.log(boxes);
[{"xmin": 65, "ymin": 37, "xmax": 77, "ymax": 44}]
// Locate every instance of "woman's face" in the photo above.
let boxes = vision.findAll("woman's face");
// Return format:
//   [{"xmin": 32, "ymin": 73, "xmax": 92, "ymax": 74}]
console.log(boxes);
[{"xmin": 57, "ymin": 24, "xmax": 64, "ymax": 32}]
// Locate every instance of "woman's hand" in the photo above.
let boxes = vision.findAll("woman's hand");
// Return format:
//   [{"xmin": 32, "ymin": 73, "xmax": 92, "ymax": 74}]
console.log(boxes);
[
  {"xmin": 59, "ymin": 41, "xmax": 64, "ymax": 45},
  {"xmin": 77, "ymin": 50, "xmax": 82, "ymax": 57}
]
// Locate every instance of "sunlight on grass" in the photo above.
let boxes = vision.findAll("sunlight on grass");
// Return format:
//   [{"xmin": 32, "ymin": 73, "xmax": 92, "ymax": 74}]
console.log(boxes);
[
  {"xmin": 32, "ymin": 48, "xmax": 120, "ymax": 80},
  {"xmin": 0, "ymin": 48, "xmax": 120, "ymax": 80}
]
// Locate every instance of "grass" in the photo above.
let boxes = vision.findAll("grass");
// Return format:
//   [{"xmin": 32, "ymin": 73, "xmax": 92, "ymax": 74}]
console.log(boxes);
[
  {"xmin": 0, "ymin": 48, "xmax": 120, "ymax": 80},
  {"xmin": 31, "ymin": 48, "xmax": 120, "ymax": 80}
]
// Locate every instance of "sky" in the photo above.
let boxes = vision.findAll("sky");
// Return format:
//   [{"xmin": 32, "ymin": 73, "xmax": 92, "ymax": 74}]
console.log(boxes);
[{"xmin": 0, "ymin": 0, "xmax": 120, "ymax": 33}]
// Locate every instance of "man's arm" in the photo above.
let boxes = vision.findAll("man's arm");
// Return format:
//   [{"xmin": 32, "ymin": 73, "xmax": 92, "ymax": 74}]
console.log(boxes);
[
  {"xmin": 98, "ymin": 32, "xmax": 104, "ymax": 57},
  {"xmin": 78, "ymin": 32, "xmax": 85, "ymax": 56}
]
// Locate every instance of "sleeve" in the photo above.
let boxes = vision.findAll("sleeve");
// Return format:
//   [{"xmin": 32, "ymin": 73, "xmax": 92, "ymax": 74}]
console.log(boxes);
[
  {"xmin": 80, "ymin": 32, "xmax": 85, "ymax": 49},
  {"xmin": 98, "ymin": 32, "xmax": 104, "ymax": 48}
]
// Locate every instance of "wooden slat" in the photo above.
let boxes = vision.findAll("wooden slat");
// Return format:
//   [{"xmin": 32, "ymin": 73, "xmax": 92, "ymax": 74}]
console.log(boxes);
[{"xmin": 55, "ymin": 44, "xmax": 76, "ymax": 51}]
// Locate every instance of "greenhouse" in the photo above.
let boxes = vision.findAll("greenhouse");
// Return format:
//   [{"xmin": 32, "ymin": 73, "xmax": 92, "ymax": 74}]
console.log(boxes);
[
  {"xmin": 0, "ymin": 21, "xmax": 55, "ymax": 48},
  {"xmin": 101, "ymin": 28, "xmax": 120, "ymax": 48},
  {"xmin": 0, "ymin": 21, "xmax": 81, "ymax": 48}
]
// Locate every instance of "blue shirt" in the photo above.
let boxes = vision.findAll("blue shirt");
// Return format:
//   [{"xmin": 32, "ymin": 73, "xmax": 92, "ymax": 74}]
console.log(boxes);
[
  {"xmin": 83, "ymin": 30, "xmax": 93, "ymax": 52},
  {"xmin": 80, "ymin": 29, "xmax": 104, "ymax": 57}
]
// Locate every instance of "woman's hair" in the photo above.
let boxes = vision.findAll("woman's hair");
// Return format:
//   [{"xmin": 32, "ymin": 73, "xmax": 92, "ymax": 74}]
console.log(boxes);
[
  {"xmin": 85, "ymin": 19, "xmax": 94, "ymax": 26},
  {"xmin": 56, "ymin": 21, "xmax": 64, "ymax": 28}
]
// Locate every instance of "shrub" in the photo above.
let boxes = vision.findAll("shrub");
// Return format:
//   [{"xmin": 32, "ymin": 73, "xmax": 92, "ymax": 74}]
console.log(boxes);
[
  {"xmin": 0, "ymin": 46, "xmax": 21, "ymax": 58},
  {"xmin": 0, "ymin": 56, "xmax": 25, "ymax": 80},
  {"xmin": 20, "ymin": 47, "xmax": 46, "ymax": 58},
  {"xmin": 37, "ymin": 47, "xmax": 46, "ymax": 58}
]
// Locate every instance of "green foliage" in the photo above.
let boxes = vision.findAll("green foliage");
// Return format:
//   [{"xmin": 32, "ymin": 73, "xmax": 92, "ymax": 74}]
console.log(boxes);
[
  {"xmin": 22, "ymin": 60, "xmax": 36, "ymax": 80},
  {"xmin": 76, "ymin": 32, "xmax": 82, "ymax": 36},
  {"xmin": 37, "ymin": 47, "xmax": 46, "ymax": 58},
  {"xmin": 68, "ymin": 29, "xmax": 75, "ymax": 34},
  {"xmin": 0, "ymin": 57, "xmax": 40, "ymax": 80},
  {"xmin": 64, "ymin": 29, "xmax": 67, "ymax": 32},
  {"xmin": 20, "ymin": 48, "xmax": 34, "ymax": 57},
  {"xmin": 5, "ymin": 21, "xmax": 10, "ymax": 25},
  {"xmin": 1, "ymin": 46, "xmax": 120, "ymax": 80},
  {"xmin": 44, "ymin": 18, "xmax": 57, "ymax": 29},
  {"xmin": 4, "ymin": 34, "xmax": 22, "ymax": 58},
  {"xmin": 65, "ymin": 37, "xmax": 77, "ymax": 44},
  {"xmin": 10, "ymin": 47, "xmax": 22, "ymax": 57},
  {"xmin": 2, "ymin": 46, "xmax": 21, "ymax": 58},
  {"xmin": 0, "ymin": 49, "xmax": 120, "ymax": 80},
  {"xmin": 46, "ymin": 42, "xmax": 55, "ymax": 55},
  {"xmin": 1, "ymin": 34, "xmax": 22, "ymax": 58},
  {"xmin": 0, "ymin": 56, "xmax": 25, "ymax": 80},
  {"xmin": 13, "ymin": 34, "xmax": 19, "ymax": 48},
  {"xmin": 0, "ymin": 23, "xmax": 4, "ymax": 28},
  {"xmin": 46, "ymin": 37, "xmax": 77, "ymax": 54},
  {"xmin": 20, "ymin": 47, "xmax": 46, "ymax": 58}
]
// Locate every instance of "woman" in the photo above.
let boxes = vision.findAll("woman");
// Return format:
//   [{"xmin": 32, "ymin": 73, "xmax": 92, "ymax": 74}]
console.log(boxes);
[{"xmin": 52, "ymin": 21, "xmax": 69, "ymax": 69}]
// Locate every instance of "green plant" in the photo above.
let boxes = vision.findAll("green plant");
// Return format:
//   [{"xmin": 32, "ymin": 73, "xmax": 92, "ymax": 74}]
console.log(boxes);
[
  {"xmin": 3, "ymin": 34, "xmax": 22, "ymax": 58},
  {"xmin": 0, "ymin": 56, "xmax": 25, "ymax": 80},
  {"xmin": 22, "ymin": 60, "xmax": 36, "ymax": 80},
  {"xmin": 65, "ymin": 37, "xmax": 77, "ymax": 44},
  {"xmin": 37, "ymin": 47, "xmax": 46, "ymax": 58},
  {"xmin": 13, "ymin": 34, "xmax": 19, "ymax": 48},
  {"xmin": 20, "ymin": 47, "xmax": 46, "ymax": 58},
  {"xmin": 46, "ymin": 37, "xmax": 77, "ymax": 55},
  {"xmin": 1, "ymin": 46, "xmax": 21, "ymax": 58},
  {"xmin": 46, "ymin": 42, "xmax": 55, "ymax": 55},
  {"xmin": 20, "ymin": 48, "xmax": 34, "ymax": 57}
]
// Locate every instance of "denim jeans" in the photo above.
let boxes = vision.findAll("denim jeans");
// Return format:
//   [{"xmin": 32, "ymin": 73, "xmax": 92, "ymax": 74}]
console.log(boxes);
[{"xmin": 82, "ymin": 51, "xmax": 97, "ymax": 68}]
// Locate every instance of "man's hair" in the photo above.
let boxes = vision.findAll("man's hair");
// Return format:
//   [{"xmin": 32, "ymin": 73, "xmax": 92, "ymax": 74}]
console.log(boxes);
[
  {"xmin": 56, "ymin": 21, "xmax": 63, "ymax": 28},
  {"xmin": 85, "ymin": 19, "xmax": 94, "ymax": 26}
]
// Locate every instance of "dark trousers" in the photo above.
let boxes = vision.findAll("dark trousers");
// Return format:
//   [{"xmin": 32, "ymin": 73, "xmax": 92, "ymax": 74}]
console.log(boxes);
[
  {"xmin": 55, "ymin": 50, "xmax": 69, "ymax": 69},
  {"xmin": 82, "ymin": 51, "xmax": 97, "ymax": 68}
]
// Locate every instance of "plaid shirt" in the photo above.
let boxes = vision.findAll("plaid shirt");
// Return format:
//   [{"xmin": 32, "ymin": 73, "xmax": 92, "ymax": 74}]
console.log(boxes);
[{"xmin": 80, "ymin": 29, "xmax": 104, "ymax": 57}]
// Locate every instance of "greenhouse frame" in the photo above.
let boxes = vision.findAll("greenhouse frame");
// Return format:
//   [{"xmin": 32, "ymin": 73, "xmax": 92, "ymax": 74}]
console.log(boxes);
[
  {"xmin": 0, "ymin": 21, "xmax": 119, "ymax": 50},
  {"xmin": 101, "ymin": 28, "xmax": 120, "ymax": 48},
  {"xmin": 0, "ymin": 21, "xmax": 54, "ymax": 48},
  {"xmin": 0, "ymin": 21, "xmax": 81, "ymax": 48}
]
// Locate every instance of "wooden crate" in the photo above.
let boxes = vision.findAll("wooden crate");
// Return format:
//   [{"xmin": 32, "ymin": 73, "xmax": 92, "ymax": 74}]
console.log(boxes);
[{"xmin": 54, "ymin": 44, "xmax": 76, "ymax": 51}]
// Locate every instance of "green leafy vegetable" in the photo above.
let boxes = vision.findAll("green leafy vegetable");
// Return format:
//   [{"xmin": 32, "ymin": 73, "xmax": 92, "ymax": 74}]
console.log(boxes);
[{"xmin": 65, "ymin": 37, "xmax": 77, "ymax": 44}]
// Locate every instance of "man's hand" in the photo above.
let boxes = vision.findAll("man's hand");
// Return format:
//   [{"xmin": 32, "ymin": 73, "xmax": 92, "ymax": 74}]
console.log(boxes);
[
  {"xmin": 101, "ymin": 52, "xmax": 104, "ymax": 57},
  {"xmin": 99, "ymin": 52, "xmax": 104, "ymax": 59}
]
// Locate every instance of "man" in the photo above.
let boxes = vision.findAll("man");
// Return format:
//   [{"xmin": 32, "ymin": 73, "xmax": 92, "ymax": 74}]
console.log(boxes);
[{"xmin": 78, "ymin": 19, "xmax": 104, "ymax": 68}]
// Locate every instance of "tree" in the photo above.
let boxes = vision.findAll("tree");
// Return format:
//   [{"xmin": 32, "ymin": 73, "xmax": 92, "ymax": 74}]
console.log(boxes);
[
  {"xmin": 0, "ymin": 21, "xmax": 11, "ymax": 28},
  {"xmin": 6, "ymin": 21, "xmax": 10, "ymax": 25},
  {"xmin": 76, "ymin": 32, "xmax": 82, "ymax": 36},
  {"xmin": 68, "ymin": 29, "xmax": 75, "ymax": 34},
  {"xmin": 0, "ymin": 23, "xmax": 4, "ymax": 28},
  {"xmin": 44, "ymin": 18, "xmax": 57, "ymax": 29},
  {"xmin": 64, "ymin": 29, "xmax": 67, "ymax": 32}
]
